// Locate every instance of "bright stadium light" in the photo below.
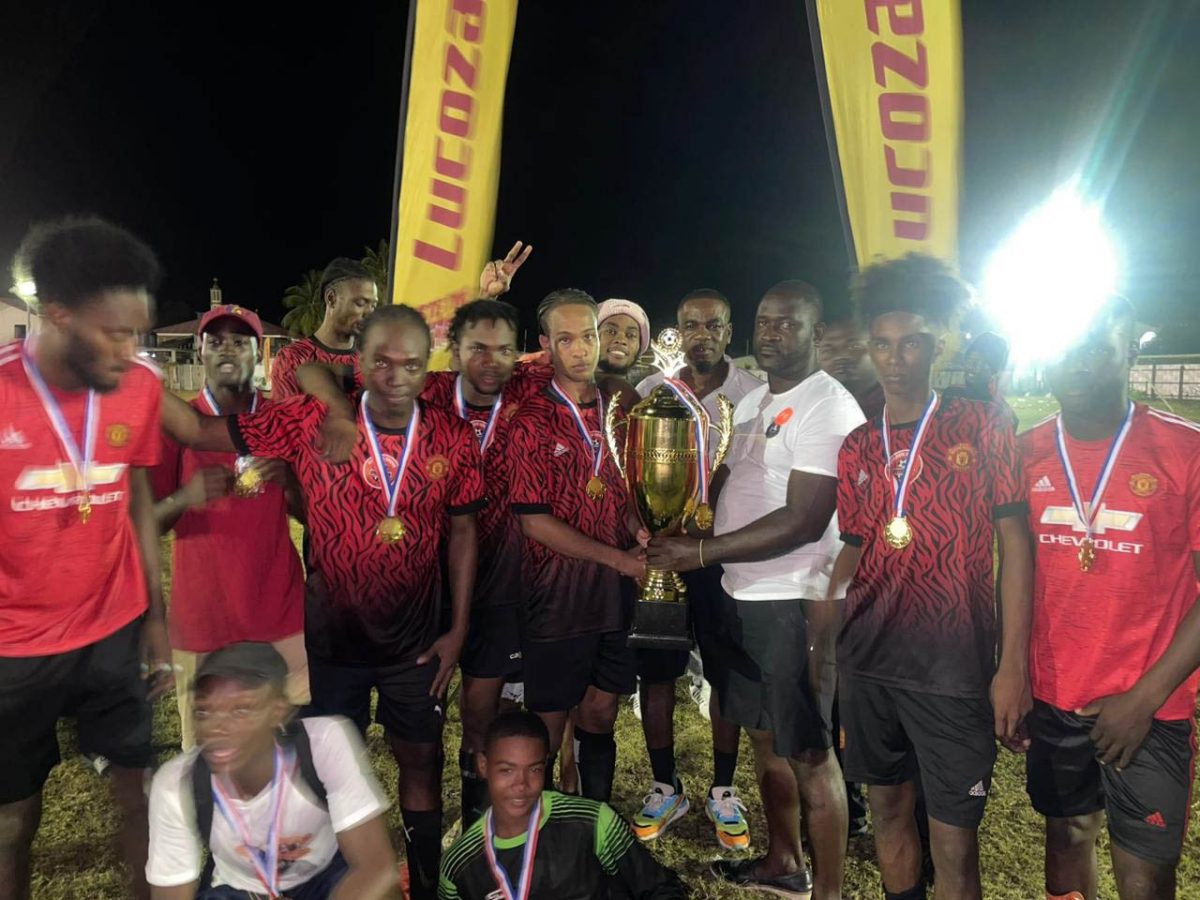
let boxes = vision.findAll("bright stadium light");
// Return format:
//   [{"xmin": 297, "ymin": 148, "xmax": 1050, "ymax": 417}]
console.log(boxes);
[
  {"xmin": 981, "ymin": 187, "xmax": 1119, "ymax": 368},
  {"xmin": 1138, "ymin": 330, "xmax": 1157, "ymax": 349},
  {"xmin": 14, "ymin": 280, "xmax": 36, "ymax": 299}
]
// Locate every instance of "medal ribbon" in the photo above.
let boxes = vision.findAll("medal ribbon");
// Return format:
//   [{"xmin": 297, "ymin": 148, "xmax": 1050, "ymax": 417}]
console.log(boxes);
[
  {"xmin": 360, "ymin": 393, "xmax": 420, "ymax": 519},
  {"xmin": 210, "ymin": 743, "xmax": 289, "ymax": 897},
  {"xmin": 661, "ymin": 377, "xmax": 711, "ymax": 509},
  {"xmin": 549, "ymin": 380, "xmax": 605, "ymax": 483},
  {"xmin": 482, "ymin": 797, "xmax": 543, "ymax": 900},
  {"xmin": 1054, "ymin": 401, "xmax": 1135, "ymax": 541},
  {"xmin": 880, "ymin": 391, "xmax": 939, "ymax": 521},
  {"xmin": 21, "ymin": 338, "xmax": 99, "ymax": 508},
  {"xmin": 200, "ymin": 386, "xmax": 259, "ymax": 417},
  {"xmin": 454, "ymin": 375, "xmax": 503, "ymax": 454}
]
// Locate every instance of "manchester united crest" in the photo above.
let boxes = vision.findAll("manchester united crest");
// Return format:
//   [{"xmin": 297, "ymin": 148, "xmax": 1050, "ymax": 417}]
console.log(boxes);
[
  {"xmin": 426, "ymin": 454, "xmax": 450, "ymax": 481},
  {"xmin": 1129, "ymin": 472, "xmax": 1158, "ymax": 498},
  {"xmin": 106, "ymin": 423, "xmax": 130, "ymax": 448},
  {"xmin": 946, "ymin": 442, "xmax": 976, "ymax": 471}
]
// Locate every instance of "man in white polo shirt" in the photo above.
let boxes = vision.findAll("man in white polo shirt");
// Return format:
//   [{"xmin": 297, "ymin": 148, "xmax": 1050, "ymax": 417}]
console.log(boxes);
[
  {"xmin": 629, "ymin": 289, "xmax": 763, "ymax": 850},
  {"xmin": 648, "ymin": 281, "xmax": 864, "ymax": 900}
]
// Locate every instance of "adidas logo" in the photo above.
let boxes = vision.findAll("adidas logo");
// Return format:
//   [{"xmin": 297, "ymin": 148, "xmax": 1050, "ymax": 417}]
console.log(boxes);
[
  {"xmin": 857, "ymin": 469, "xmax": 869, "ymax": 487},
  {"xmin": 0, "ymin": 425, "xmax": 30, "ymax": 450},
  {"xmin": 1033, "ymin": 475, "xmax": 1055, "ymax": 493},
  {"xmin": 553, "ymin": 442, "xmax": 570, "ymax": 457},
  {"xmin": 1145, "ymin": 811, "xmax": 1166, "ymax": 829},
  {"xmin": 968, "ymin": 781, "xmax": 987, "ymax": 798}
]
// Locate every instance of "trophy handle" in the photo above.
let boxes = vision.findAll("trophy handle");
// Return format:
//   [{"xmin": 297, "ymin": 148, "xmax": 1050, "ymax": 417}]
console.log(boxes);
[
  {"xmin": 709, "ymin": 394, "xmax": 736, "ymax": 471},
  {"xmin": 603, "ymin": 398, "xmax": 628, "ymax": 480}
]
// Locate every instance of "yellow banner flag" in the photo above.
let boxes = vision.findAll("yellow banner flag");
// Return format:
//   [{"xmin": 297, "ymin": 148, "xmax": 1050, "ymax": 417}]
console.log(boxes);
[
  {"xmin": 808, "ymin": 0, "xmax": 962, "ymax": 266},
  {"xmin": 389, "ymin": 0, "xmax": 519, "ymax": 368}
]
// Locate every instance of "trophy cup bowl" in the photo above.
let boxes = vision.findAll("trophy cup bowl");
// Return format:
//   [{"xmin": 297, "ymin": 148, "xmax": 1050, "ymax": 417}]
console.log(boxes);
[{"xmin": 604, "ymin": 330, "xmax": 734, "ymax": 651}]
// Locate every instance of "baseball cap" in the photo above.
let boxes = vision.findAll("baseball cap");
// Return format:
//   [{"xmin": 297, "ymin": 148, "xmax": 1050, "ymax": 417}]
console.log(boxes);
[
  {"xmin": 193, "ymin": 642, "xmax": 287, "ymax": 692},
  {"xmin": 197, "ymin": 304, "xmax": 264, "ymax": 341}
]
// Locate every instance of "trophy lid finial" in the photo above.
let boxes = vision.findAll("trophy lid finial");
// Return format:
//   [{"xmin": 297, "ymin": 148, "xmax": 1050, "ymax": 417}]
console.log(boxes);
[{"xmin": 651, "ymin": 327, "xmax": 686, "ymax": 378}]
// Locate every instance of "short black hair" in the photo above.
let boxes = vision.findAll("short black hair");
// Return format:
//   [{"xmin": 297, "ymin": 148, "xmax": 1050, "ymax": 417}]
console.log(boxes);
[
  {"xmin": 359, "ymin": 304, "xmax": 431, "ymax": 353},
  {"xmin": 963, "ymin": 331, "xmax": 1010, "ymax": 373},
  {"xmin": 448, "ymin": 298, "xmax": 520, "ymax": 345},
  {"xmin": 484, "ymin": 709, "xmax": 551, "ymax": 755},
  {"xmin": 677, "ymin": 288, "xmax": 731, "ymax": 318},
  {"xmin": 853, "ymin": 253, "xmax": 970, "ymax": 329},
  {"xmin": 320, "ymin": 257, "xmax": 375, "ymax": 300},
  {"xmin": 536, "ymin": 288, "xmax": 596, "ymax": 335},
  {"xmin": 12, "ymin": 215, "xmax": 162, "ymax": 309},
  {"xmin": 763, "ymin": 279, "xmax": 824, "ymax": 321}
]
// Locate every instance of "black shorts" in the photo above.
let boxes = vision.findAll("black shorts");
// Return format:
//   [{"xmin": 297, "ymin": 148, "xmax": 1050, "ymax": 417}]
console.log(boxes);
[
  {"xmin": 460, "ymin": 604, "xmax": 523, "ymax": 680},
  {"xmin": 697, "ymin": 591, "xmax": 834, "ymax": 757},
  {"xmin": 522, "ymin": 630, "xmax": 637, "ymax": 713},
  {"xmin": 839, "ymin": 675, "xmax": 996, "ymax": 828},
  {"xmin": 635, "ymin": 566, "xmax": 721, "ymax": 683},
  {"xmin": 1026, "ymin": 700, "xmax": 1195, "ymax": 865},
  {"xmin": 0, "ymin": 618, "xmax": 153, "ymax": 803},
  {"xmin": 304, "ymin": 656, "xmax": 443, "ymax": 743}
]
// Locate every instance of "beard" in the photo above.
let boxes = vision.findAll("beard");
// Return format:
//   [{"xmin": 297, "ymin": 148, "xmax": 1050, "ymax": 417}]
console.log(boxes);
[
  {"xmin": 597, "ymin": 358, "xmax": 633, "ymax": 377},
  {"xmin": 66, "ymin": 336, "xmax": 119, "ymax": 393},
  {"xmin": 690, "ymin": 356, "xmax": 716, "ymax": 375}
]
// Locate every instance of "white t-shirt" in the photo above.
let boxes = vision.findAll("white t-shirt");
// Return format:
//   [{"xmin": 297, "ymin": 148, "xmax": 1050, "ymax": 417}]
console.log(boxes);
[
  {"xmin": 147, "ymin": 716, "xmax": 388, "ymax": 892},
  {"xmin": 636, "ymin": 358, "xmax": 764, "ymax": 462},
  {"xmin": 715, "ymin": 370, "xmax": 865, "ymax": 601}
]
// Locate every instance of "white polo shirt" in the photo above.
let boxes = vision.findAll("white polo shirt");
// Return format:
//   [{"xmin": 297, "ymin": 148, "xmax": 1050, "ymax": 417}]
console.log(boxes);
[{"xmin": 715, "ymin": 370, "xmax": 865, "ymax": 601}]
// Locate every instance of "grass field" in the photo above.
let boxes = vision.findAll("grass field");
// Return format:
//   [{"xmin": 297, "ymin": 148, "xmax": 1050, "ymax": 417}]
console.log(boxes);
[{"xmin": 28, "ymin": 395, "xmax": 1200, "ymax": 898}]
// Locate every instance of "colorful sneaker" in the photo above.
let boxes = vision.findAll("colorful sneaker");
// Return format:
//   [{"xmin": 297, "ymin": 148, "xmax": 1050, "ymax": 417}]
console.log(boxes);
[
  {"xmin": 706, "ymin": 786, "xmax": 751, "ymax": 851},
  {"xmin": 711, "ymin": 856, "xmax": 813, "ymax": 899},
  {"xmin": 632, "ymin": 781, "xmax": 689, "ymax": 841}
]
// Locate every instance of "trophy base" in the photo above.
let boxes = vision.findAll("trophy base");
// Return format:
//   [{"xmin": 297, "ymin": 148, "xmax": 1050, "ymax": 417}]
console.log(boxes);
[{"xmin": 627, "ymin": 599, "xmax": 692, "ymax": 651}]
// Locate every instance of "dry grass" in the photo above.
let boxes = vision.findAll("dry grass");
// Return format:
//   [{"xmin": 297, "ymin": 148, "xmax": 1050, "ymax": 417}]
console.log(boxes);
[{"xmin": 28, "ymin": 395, "xmax": 1200, "ymax": 898}]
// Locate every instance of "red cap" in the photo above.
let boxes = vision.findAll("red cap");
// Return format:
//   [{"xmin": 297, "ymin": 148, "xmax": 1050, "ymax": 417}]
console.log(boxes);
[{"xmin": 196, "ymin": 304, "xmax": 263, "ymax": 341}]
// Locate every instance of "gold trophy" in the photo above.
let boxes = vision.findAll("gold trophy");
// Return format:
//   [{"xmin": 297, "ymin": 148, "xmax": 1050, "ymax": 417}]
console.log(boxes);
[{"xmin": 604, "ymin": 328, "xmax": 734, "ymax": 650}]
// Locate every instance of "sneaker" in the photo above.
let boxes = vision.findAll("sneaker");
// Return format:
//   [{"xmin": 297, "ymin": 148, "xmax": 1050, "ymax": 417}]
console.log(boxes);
[
  {"xmin": 500, "ymin": 681, "xmax": 524, "ymax": 704},
  {"xmin": 630, "ymin": 688, "xmax": 642, "ymax": 720},
  {"xmin": 705, "ymin": 786, "xmax": 751, "ymax": 851},
  {"xmin": 711, "ymin": 856, "xmax": 813, "ymax": 899},
  {"xmin": 631, "ymin": 780, "xmax": 689, "ymax": 841},
  {"xmin": 689, "ymin": 677, "xmax": 711, "ymax": 721}
]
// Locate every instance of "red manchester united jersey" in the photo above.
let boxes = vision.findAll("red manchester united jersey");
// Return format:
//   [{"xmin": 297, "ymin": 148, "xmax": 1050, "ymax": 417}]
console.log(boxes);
[
  {"xmin": 837, "ymin": 397, "xmax": 1027, "ymax": 697},
  {"xmin": 508, "ymin": 385, "xmax": 632, "ymax": 641},
  {"xmin": 269, "ymin": 337, "xmax": 361, "ymax": 400},
  {"xmin": 1022, "ymin": 404, "xmax": 1200, "ymax": 720},
  {"xmin": 0, "ymin": 341, "xmax": 161, "ymax": 655},
  {"xmin": 232, "ymin": 397, "xmax": 484, "ymax": 665}
]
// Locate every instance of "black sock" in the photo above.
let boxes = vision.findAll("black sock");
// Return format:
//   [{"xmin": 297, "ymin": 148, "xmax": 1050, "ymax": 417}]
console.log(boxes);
[
  {"xmin": 458, "ymin": 749, "xmax": 488, "ymax": 830},
  {"xmin": 884, "ymin": 884, "xmax": 927, "ymax": 900},
  {"xmin": 401, "ymin": 807, "xmax": 443, "ymax": 900},
  {"xmin": 647, "ymin": 746, "xmax": 677, "ymax": 788},
  {"xmin": 712, "ymin": 748, "xmax": 738, "ymax": 790},
  {"xmin": 574, "ymin": 726, "xmax": 616, "ymax": 802}
]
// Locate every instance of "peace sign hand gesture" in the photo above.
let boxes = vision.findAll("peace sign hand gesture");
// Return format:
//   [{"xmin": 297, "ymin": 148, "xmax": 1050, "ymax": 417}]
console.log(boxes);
[{"xmin": 479, "ymin": 240, "xmax": 533, "ymax": 298}]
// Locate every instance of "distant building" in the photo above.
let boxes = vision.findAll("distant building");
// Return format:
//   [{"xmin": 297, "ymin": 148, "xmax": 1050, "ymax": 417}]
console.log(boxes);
[{"xmin": 0, "ymin": 295, "xmax": 35, "ymax": 341}]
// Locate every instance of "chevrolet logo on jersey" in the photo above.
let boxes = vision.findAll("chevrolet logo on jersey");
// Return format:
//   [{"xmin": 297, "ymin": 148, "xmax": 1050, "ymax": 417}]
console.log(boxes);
[
  {"xmin": 1040, "ymin": 504, "xmax": 1142, "ymax": 535},
  {"xmin": 16, "ymin": 462, "xmax": 127, "ymax": 493}
]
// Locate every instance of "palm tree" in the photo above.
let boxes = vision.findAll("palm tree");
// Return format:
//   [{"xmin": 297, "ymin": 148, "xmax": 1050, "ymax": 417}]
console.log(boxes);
[
  {"xmin": 280, "ymin": 269, "xmax": 325, "ymax": 337},
  {"xmin": 362, "ymin": 240, "xmax": 390, "ymax": 302}
]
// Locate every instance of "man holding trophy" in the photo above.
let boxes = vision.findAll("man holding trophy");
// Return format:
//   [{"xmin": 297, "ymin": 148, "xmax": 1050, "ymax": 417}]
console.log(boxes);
[{"xmin": 646, "ymin": 281, "xmax": 865, "ymax": 900}]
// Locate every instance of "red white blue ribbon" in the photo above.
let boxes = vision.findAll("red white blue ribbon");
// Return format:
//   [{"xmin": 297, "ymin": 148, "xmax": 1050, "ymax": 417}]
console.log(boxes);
[
  {"xmin": 1055, "ymin": 400, "xmax": 1135, "ymax": 540},
  {"xmin": 361, "ymin": 393, "xmax": 420, "ymax": 519},
  {"xmin": 200, "ymin": 386, "xmax": 259, "ymax": 416},
  {"xmin": 661, "ymin": 377, "xmax": 711, "ymax": 510},
  {"xmin": 210, "ymin": 743, "xmax": 289, "ymax": 897},
  {"xmin": 454, "ymin": 374, "xmax": 502, "ymax": 455},
  {"xmin": 483, "ymin": 796, "xmax": 543, "ymax": 900},
  {"xmin": 21, "ymin": 338, "xmax": 98, "ymax": 505},
  {"xmin": 880, "ymin": 391, "xmax": 939, "ymax": 521},
  {"xmin": 549, "ymin": 380, "xmax": 605, "ymax": 482}
]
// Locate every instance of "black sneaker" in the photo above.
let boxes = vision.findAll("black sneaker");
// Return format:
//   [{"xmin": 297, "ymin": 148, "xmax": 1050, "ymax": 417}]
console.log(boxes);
[{"xmin": 711, "ymin": 856, "xmax": 813, "ymax": 899}]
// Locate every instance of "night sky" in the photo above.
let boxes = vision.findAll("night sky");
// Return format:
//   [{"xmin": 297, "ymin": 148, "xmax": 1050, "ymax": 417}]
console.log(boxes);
[{"xmin": 2, "ymin": 1, "xmax": 1198, "ymax": 351}]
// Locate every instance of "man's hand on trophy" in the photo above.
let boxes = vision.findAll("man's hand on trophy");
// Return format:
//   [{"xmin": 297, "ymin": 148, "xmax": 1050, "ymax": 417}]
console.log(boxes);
[
  {"xmin": 613, "ymin": 545, "xmax": 647, "ymax": 580},
  {"xmin": 646, "ymin": 535, "xmax": 703, "ymax": 573}
]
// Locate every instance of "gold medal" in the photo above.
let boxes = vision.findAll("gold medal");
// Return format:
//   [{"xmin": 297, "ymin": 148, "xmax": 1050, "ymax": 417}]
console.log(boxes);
[
  {"xmin": 586, "ymin": 475, "xmax": 606, "ymax": 501},
  {"xmin": 376, "ymin": 516, "xmax": 406, "ymax": 544},
  {"xmin": 1078, "ymin": 537, "xmax": 1095, "ymax": 572},
  {"xmin": 234, "ymin": 465, "xmax": 264, "ymax": 498},
  {"xmin": 884, "ymin": 516, "xmax": 912, "ymax": 549},
  {"xmin": 694, "ymin": 502, "xmax": 714, "ymax": 531},
  {"xmin": 78, "ymin": 494, "xmax": 92, "ymax": 524}
]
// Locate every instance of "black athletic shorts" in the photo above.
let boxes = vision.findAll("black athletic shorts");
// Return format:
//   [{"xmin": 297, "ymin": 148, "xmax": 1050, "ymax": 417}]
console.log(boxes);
[
  {"xmin": 635, "ymin": 566, "xmax": 721, "ymax": 683},
  {"xmin": 460, "ymin": 604, "xmax": 523, "ymax": 680},
  {"xmin": 522, "ymin": 630, "xmax": 637, "ymax": 713},
  {"xmin": 304, "ymin": 656, "xmax": 443, "ymax": 743},
  {"xmin": 0, "ymin": 617, "xmax": 153, "ymax": 804},
  {"xmin": 697, "ymin": 591, "xmax": 835, "ymax": 757},
  {"xmin": 839, "ymin": 675, "xmax": 996, "ymax": 828},
  {"xmin": 1026, "ymin": 700, "xmax": 1195, "ymax": 865}
]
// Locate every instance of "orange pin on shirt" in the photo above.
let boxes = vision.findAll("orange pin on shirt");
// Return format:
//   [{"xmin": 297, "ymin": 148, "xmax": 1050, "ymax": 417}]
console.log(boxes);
[{"xmin": 765, "ymin": 407, "xmax": 793, "ymax": 438}]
